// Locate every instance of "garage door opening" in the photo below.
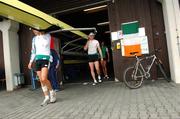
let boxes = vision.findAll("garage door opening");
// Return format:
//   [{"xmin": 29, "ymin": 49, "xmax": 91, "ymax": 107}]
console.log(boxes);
[
  {"xmin": 57, "ymin": 6, "xmax": 115, "ymax": 83},
  {"xmin": 0, "ymin": 30, "xmax": 5, "ymax": 90}
]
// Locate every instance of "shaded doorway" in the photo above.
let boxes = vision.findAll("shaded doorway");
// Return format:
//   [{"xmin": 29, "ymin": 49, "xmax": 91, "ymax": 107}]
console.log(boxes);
[
  {"xmin": 0, "ymin": 30, "xmax": 5, "ymax": 90},
  {"xmin": 57, "ymin": 7, "xmax": 115, "ymax": 83}
]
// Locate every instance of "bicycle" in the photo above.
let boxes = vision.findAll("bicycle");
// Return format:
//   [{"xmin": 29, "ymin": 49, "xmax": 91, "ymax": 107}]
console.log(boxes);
[{"xmin": 123, "ymin": 49, "xmax": 171, "ymax": 89}]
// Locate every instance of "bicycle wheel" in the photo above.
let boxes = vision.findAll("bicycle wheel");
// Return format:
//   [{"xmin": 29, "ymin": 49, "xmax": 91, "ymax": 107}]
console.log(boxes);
[
  {"xmin": 156, "ymin": 60, "xmax": 171, "ymax": 82},
  {"xmin": 123, "ymin": 66, "xmax": 144, "ymax": 89}
]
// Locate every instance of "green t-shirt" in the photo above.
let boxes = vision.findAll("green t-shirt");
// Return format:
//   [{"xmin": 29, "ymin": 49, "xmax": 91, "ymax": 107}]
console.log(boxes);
[{"xmin": 101, "ymin": 46, "xmax": 108, "ymax": 58}]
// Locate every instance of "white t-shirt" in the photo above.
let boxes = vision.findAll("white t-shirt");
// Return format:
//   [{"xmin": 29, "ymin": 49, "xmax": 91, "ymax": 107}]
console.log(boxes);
[
  {"xmin": 87, "ymin": 39, "xmax": 100, "ymax": 55},
  {"xmin": 30, "ymin": 34, "xmax": 51, "ymax": 62}
]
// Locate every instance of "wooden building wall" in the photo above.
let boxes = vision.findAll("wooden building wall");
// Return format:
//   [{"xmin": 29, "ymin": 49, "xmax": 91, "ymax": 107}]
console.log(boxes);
[
  {"xmin": 18, "ymin": 25, "xmax": 34, "ymax": 85},
  {"xmin": 108, "ymin": 0, "xmax": 170, "ymax": 81},
  {"xmin": 149, "ymin": 1, "xmax": 170, "ymax": 77}
]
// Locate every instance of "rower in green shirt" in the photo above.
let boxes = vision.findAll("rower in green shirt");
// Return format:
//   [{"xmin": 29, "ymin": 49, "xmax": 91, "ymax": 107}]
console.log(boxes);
[{"xmin": 100, "ymin": 41, "xmax": 110, "ymax": 79}]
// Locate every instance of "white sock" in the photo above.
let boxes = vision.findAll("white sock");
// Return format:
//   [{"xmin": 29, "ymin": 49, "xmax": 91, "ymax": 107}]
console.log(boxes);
[
  {"xmin": 98, "ymin": 75, "xmax": 101, "ymax": 80},
  {"xmin": 45, "ymin": 95, "xmax": 49, "ymax": 100},
  {"xmin": 42, "ymin": 86, "xmax": 48, "ymax": 92},
  {"xmin": 50, "ymin": 90, "xmax": 54, "ymax": 94}
]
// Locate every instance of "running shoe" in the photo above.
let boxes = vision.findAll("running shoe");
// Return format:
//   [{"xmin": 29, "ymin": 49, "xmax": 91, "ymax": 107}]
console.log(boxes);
[
  {"xmin": 93, "ymin": 79, "xmax": 98, "ymax": 85},
  {"xmin": 104, "ymin": 75, "xmax": 109, "ymax": 79},
  {"xmin": 50, "ymin": 91, "xmax": 56, "ymax": 103},
  {"xmin": 98, "ymin": 75, "xmax": 102, "ymax": 82},
  {"xmin": 41, "ymin": 97, "xmax": 50, "ymax": 106},
  {"xmin": 54, "ymin": 89, "xmax": 60, "ymax": 92},
  {"xmin": 94, "ymin": 79, "xmax": 98, "ymax": 83},
  {"xmin": 92, "ymin": 83, "xmax": 96, "ymax": 86}
]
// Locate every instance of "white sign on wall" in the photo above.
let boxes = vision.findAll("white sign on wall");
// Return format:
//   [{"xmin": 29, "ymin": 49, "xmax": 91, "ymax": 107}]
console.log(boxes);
[
  {"xmin": 140, "ymin": 36, "xmax": 149, "ymax": 54},
  {"xmin": 138, "ymin": 27, "xmax": 146, "ymax": 37},
  {"xmin": 111, "ymin": 31, "xmax": 118, "ymax": 41},
  {"xmin": 111, "ymin": 30, "xmax": 123, "ymax": 41},
  {"xmin": 117, "ymin": 30, "xmax": 123, "ymax": 39}
]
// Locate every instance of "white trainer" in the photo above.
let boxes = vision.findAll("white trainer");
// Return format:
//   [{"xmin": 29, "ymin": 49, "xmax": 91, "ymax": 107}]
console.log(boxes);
[
  {"xmin": 104, "ymin": 75, "xmax": 110, "ymax": 79},
  {"xmin": 50, "ymin": 91, "xmax": 56, "ymax": 103},
  {"xmin": 93, "ymin": 79, "xmax": 98, "ymax": 86},
  {"xmin": 98, "ymin": 75, "xmax": 102, "ymax": 83},
  {"xmin": 92, "ymin": 83, "xmax": 96, "ymax": 86},
  {"xmin": 98, "ymin": 75, "xmax": 101, "ymax": 80},
  {"xmin": 94, "ymin": 79, "xmax": 98, "ymax": 83},
  {"xmin": 41, "ymin": 97, "xmax": 50, "ymax": 106},
  {"xmin": 115, "ymin": 78, "xmax": 119, "ymax": 82}
]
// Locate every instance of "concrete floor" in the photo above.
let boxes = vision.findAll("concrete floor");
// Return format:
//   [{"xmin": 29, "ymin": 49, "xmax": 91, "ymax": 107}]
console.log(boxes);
[{"xmin": 0, "ymin": 80, "xmax": 180, "ymax": 119}]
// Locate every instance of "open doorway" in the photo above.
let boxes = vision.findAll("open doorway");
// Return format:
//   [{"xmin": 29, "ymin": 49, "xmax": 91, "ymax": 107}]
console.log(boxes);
[
  {"xmin": 57, "ymin": 6, "xmax": 114, "ymax": 83},
  {"xmin": 0, "ymin": 30, "xmax": 5, "ymax": 90}
]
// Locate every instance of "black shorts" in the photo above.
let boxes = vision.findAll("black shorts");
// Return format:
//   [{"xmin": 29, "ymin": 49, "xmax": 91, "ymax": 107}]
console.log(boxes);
[
  {"xmin": 88, "ymin": 54, "xmax": 99, "ymax": 62},
  {"xmin": 35, "ymin": 60, "xmax": 49, "ymax": 71}
]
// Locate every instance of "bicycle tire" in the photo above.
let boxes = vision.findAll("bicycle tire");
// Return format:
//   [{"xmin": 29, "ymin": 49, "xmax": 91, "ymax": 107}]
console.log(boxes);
[
  {"xmin": 123, "ymin": 66, "xmax": 144, "ymax": 89},
  {"xmin": 157, "ymin": 61, "xmax": 171, "ymax": 82}
]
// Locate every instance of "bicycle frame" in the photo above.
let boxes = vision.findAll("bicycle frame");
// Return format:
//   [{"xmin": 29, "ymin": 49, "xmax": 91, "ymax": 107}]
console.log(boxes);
[
  {"xmin": 133, "ymin": 54, "xmax": 157, "ymax": 79},
  {"xmin": 123, "ymin": 49, "xmax": 170, "ymax": 89}
]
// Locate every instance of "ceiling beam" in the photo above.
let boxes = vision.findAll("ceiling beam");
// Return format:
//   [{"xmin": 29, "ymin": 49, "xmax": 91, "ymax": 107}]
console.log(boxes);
[{"xmin": 50, "ymin": 0, "xmax": 111, "ymax": 15}]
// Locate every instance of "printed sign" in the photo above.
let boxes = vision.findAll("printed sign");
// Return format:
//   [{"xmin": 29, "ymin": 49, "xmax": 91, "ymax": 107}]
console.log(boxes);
[
  {"xmin": 121, "ymin": 36, "xmax": 149, "ymax": 56},
  {"xmin": 121, "ymin": 37, "xmax": 142, "ymax": 57},
  {"xmin": 111, "ymin": 32, "xmax": 118, "ymax": 41},
  {"xmin": 140, "ymin": 36, "xmax": 149, "ymax": 54}
]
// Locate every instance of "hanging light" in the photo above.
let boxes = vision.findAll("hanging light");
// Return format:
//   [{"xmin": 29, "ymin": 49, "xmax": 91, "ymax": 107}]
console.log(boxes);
[
  {"xmin": 97, "ymin": 21, "xmax": 109, "ymax": 26},
  {"xmin": 83, "ymin": 5, "xmax": 107, "ymax": 12}
]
